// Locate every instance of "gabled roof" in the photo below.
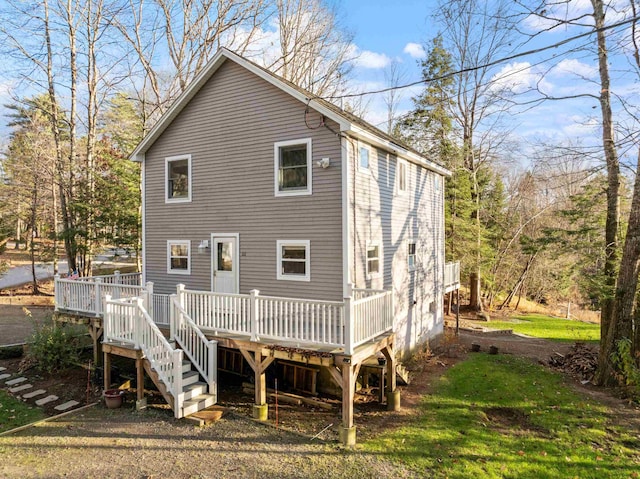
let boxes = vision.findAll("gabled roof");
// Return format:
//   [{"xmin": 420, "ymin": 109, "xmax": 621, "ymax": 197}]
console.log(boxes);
[{"xmin": 130, "ymin": 48, "xmax": 450, "ymax": 177}]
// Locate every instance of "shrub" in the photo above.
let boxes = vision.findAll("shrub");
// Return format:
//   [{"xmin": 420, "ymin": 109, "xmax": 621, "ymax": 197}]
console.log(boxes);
[{"xmin": 26, "ymin": 321, "xmax": 82, "ymax": 373}]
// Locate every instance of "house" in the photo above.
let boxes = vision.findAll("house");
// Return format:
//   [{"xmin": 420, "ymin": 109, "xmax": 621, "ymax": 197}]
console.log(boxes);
[{"xmin": 54, "ymin": 48, "xmax": 458, "ymax": 446}]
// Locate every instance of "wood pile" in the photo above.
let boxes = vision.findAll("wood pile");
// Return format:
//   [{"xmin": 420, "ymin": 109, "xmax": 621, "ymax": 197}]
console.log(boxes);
[{"xmin": 548, "ymin": 343, "xmax": 598, "ymax": 382}]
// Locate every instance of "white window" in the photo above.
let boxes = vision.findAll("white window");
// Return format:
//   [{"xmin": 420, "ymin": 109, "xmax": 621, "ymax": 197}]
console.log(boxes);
[
  {"xmin": 274, "ymin": 139, "xmax": 312, "ymax": 196},
  {"xmin": 397, "ymin": 160, "xmax": 407, "ymax": 194},
  {"xmin": 165, "ymin": 155, "xmax": 192, "ymax": 203},
  {"xmin": 366, "ymin": 243, "xmax": 381, "ymax": 278},
  {"xmin": 277, "ymin": 240, "xmax": 310, "ymax": 281},
  {"xmin": 408, "ymin": 241, "xmax": 417, "ymax": 272},
  {"xmin": 359, "ymin": 145, "xmax": 370, "ymax": 171},
  {"xmin": 167, "ymin": 240, "xmax": 191, "ymax": 275}
]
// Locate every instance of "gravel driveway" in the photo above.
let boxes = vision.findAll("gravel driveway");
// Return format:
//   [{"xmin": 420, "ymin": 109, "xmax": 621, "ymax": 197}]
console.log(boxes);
[{"xmin": 0, "ymin": 407, "xmax": 416, "ymax": 479}]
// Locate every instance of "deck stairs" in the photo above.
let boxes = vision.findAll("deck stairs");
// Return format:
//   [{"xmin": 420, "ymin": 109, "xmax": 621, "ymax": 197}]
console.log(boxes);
[
  {"xmin": 143, "ymin": 354, "xmax": 217, "ymax": 417},
  {"xmin": 104, "ymin": 296, "xmax": 217, "ymax": 419}
]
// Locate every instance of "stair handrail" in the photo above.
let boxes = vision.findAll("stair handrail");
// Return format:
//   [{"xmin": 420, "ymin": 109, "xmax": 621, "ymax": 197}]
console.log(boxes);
[
  {"xmin": 171, "ymin": 295, "xmax": 217, "ymax": 398},
  {"xmin": 105, "ymin": 295, "xmax": 184, "ymax": 417}
]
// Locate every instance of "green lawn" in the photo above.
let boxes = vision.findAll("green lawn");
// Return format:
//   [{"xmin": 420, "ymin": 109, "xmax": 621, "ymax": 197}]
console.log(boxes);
[
  {"xmin": 363, "ymin": 354, "xmax": 639, "ymax": 478},
  {"xmin": 486, "ymin": 314, "xmax": 600, "ymax": 342},
  {"xmin": 0, "ymin": 390, "xmax": 44, "ymax": 433}
]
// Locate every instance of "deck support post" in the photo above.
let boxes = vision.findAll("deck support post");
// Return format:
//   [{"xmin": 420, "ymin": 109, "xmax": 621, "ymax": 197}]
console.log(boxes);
[
  {"xmin": 135, "ymin": 356, "xmax": 147, "ymax": 410},
  {"xmin": 239, "ymin": 348, "xmax": 275, "ymax": 421},
  {"xmin": 103, "ymin": 351, "xmax": 112, "ymax": 390},
  {"xmin": 382, "ymin": 345, "xmax": 400, "ymax": 411},
  {"xmin": 89, "ymin": 319, "xmax": 103, "ymax": 366},
  {"xmin": 339, "ymin": 360, "xmax": 357, "ymax": 446}
]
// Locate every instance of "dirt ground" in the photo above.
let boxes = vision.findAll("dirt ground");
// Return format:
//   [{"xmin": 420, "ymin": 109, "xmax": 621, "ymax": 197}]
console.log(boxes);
[{"xmin": 2, "ymin": 305, "xmax": 640, "ymax": 478}]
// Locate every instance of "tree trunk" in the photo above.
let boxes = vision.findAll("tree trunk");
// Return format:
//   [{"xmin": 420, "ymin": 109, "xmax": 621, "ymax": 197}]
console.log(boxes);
[{"xmin": 592, "ymin": 0, "xmax": 621, "ymax": 385}]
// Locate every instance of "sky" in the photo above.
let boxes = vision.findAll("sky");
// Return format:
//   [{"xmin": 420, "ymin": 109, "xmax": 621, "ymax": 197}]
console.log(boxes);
[{"xmin": 335, "ymin": 0, "xmax": 639, "ymax": 166}]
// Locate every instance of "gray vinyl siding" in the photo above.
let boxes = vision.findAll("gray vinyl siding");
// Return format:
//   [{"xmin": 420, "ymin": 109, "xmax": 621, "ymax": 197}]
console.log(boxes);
[
  {"xmin": 144, "ymin": 60, "xmax": 343, "ymax": 301},
  {"xmin": 348, "ymin": 139, "xmax": 445, "ymax": 356}
]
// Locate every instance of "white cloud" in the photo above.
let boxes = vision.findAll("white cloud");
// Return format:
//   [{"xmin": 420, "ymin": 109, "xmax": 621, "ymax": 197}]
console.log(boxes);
[
  {"xmin": 403, "ymin": 42, "xmax": 425, "ymax": 59},
  {"xmin": 490, "ymin": 62, "xmax": 542, "ymax": 94},
  {"xmin": 552, "ymin": 59, "xmax": 597, "ymax": 79},
  {"xmin": 352, "ymin": 49, "xmax": 392, "ymax": 69}
]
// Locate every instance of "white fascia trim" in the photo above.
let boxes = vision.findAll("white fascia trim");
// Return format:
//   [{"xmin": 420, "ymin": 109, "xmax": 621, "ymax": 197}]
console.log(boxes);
[
  {"xmin": 141, "ymin": 156, "xmax": 146, "ymax": 283},
  {"xmin": 130, "ymin": 49, "xmax": 351, "ymax": 161},
  {"xmin": 274, "ymin": 138, "xmax": 313, "ymax": 197},
  {"xmin": 276, "ymin": 239, "xmax": 311, "ymax": 282},
  {"xmin": 165, "ymin": 154, "xmax": 192, "ymax": 203},
  {"xmin": 341, "ymin": 136, "xmax": 351, "ymax": 298},
  {"xmin": 167, "ymin": 240, "xmax": 191, "ymax": 275},
  {"xmin": 346, "ymin": 127, "xmax": 451, "ymax": 177}
]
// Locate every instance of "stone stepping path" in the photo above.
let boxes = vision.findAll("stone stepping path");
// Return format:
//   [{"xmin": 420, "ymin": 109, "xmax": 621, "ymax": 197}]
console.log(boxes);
[
  {"xmin": 22, "ymin": 389, "xmax": 46, "ymax": 399},
  {"xmin": 35, "ymin": 395, "xmax": 59, "ymax": 406},
  {"xmin": 54, "ymin": 400, "xmax": 80, "ymax": 411},
  {"xmin": 2, "ymin": 371, "xmax": 85, "ymax": 412},
  {"xmin": 9, "ymin": 383, "xmax": 32, "ymax": 393},
  {"xmin": 5, "ymin": 377, "xmax": 28, "ymax": 386}
]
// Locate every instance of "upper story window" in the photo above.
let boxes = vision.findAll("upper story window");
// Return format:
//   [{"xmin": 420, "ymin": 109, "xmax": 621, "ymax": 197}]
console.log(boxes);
[
  {"xmin": 366, "ymin": 243, "xmax": 381, "ymax": 278},
  {"xmin": 359, "ymin": 145, "xmax": 370, "ymax": 171},
  {"xmin": 397, "ymin": 160, "xmax": 407, "ymax": 194},
  {"xmin": 167, "ymin": 240, "xmax": 191, "ymax": 275},
  {"xmin": 165, "ymin": 155, "xmax": 192, "ymax": 203},
  {"xmin": 408, "ymin": 241, "xmax": 417, "ymax": 272},
  {"xmin": 274, "ymin": 138, "xmax": 312, "ymax": 196},
  {"xmin": 277, "ymin": 240, "xmax": 310, "ymax": 281}
]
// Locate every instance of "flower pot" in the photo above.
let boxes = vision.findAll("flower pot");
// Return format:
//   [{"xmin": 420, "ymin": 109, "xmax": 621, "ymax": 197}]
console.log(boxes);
[{"xmin": 103, "ymin": 389, "xmax": 124, "ymax": 409}]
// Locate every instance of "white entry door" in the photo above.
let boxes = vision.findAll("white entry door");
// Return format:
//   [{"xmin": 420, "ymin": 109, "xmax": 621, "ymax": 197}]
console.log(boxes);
[{"xmin": 212, "ymin": 235, "xmax": 239, "ymax": 294}]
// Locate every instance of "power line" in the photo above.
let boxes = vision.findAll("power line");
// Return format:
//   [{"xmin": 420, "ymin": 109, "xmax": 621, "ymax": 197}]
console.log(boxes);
[{"xmin": 317, "ymin": 14, "xmax": 640, "ymax": 101}]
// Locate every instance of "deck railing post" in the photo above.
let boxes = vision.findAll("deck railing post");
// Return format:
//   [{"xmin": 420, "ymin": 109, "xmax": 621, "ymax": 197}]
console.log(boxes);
[
  {"xmin": 104, "ymin": 294, "xmax": 112, "ymax": 341},
  {"xmin": 54, "ymin": 274, "xmax": 60, "ymax": 311},
  {"xmin": 134, "ymin": 297, "xmax": 144, "ymax": 349},
  {"xmin": 169, "ymin": 294, "xmax": 178, "ymax": 341},
  {"xmin": 143, "ymin": 281, "xmax": 154, "ymax": 314},
  {"xmin": 207, "ymin": 340, "xmax": 217, "ymax": 397},
  {"xmin": 114, "ymin": 270, "xmax": 121, "ymax": 285},
  {"xmin": 249, "ymin": 289, "xmax": 260, "ymax": 341},
  {"xmin": 95, "ymin": 277, "xmax": 103, "ymax": 317},
  {"xmin": 344, "ymin": 283, "xmax": 354, "ymax": 355},
  {"xmin": 173, "ymin": 348, "xmax": 184, "ymax": 418}
]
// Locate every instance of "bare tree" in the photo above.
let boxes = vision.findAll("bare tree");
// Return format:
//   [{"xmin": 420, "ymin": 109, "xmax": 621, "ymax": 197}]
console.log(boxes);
[{"xmin": 436, "ymin": 0, "xmax": 520, "ymax": 310}]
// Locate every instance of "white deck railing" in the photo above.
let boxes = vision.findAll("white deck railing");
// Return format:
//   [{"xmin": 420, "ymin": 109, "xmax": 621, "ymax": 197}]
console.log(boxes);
[
  {"xmin": 54, "ymin": 272, "xmax": 143, "ymax": 317},
  {"xmin": 104, "ymin": 296, "xmax": 185, "ymax": 417},
  {"xmin": 55, "ymin": 274, "xmax": 394, "ymax": 354},
  {"xmin": 171, "ymin": 296, "xmax": 217, "ymax": 398},
  {"xmin": 178, "ymin": 285, "xmax": 391, "ymax": 353},
  {"xmin": 444, "ymin": 261, "xmax": 461, "ymax": 293},
  {"xmin": 257, "ymin": 294, "xmax": 345, "ymax": 347},
  {"xmin": 351, "ymin": 291, "xmax": 394, "ymax": 347}
]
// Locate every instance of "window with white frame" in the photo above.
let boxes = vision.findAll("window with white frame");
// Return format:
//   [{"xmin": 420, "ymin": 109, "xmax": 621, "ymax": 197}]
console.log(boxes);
[
  {"xmin": 408, "ymin": 241, "xmax": 417, "ymax": 272},
  {"xmin": 274, "ymin": 139, "xmax": 312, "ymax": 196},
  {"xmin": 359, "ymin": 145, "xmax": 370, "ymax": 171},
  {"xmin": 165, "ymin": 155, "xmax": 192, "ymax": 203},
  {"xmin": 167, "ymin": 240, "xmax": 191, "ymax": 274},
  {"xmin": 397, "ymin": 160, "xmax": 407, "ymax": 193},
  {"xmin": 277, "ymin": 240, "xmax": 310, "ymax": 281},
  {"xmin": 366, "ymin": 243, "xmax": 381, "ymax": 277}
]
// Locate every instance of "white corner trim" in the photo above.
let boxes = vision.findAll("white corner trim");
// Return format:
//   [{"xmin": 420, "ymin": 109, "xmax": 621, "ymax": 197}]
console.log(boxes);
[
  {"xmin": 276, "ymin": 239, "xmax": 311, "ymax": 282},
  {"xmin": 167, "ymin": 240, "xmax": 191, "ymax": 275},
  {"xmin": 141, "ymin": 158, "xmax": 146, "ymax": 284},
  {"xmin": 341, "ymin": 136, "xmax": 351, "ymax": 297},
  {"xmin": 274, "ymin": 138, "xmax": 313, "ymax": 197},
  {"xmin": 165, "ymin": 154, "xmax": 192, "ymax": 203}
]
